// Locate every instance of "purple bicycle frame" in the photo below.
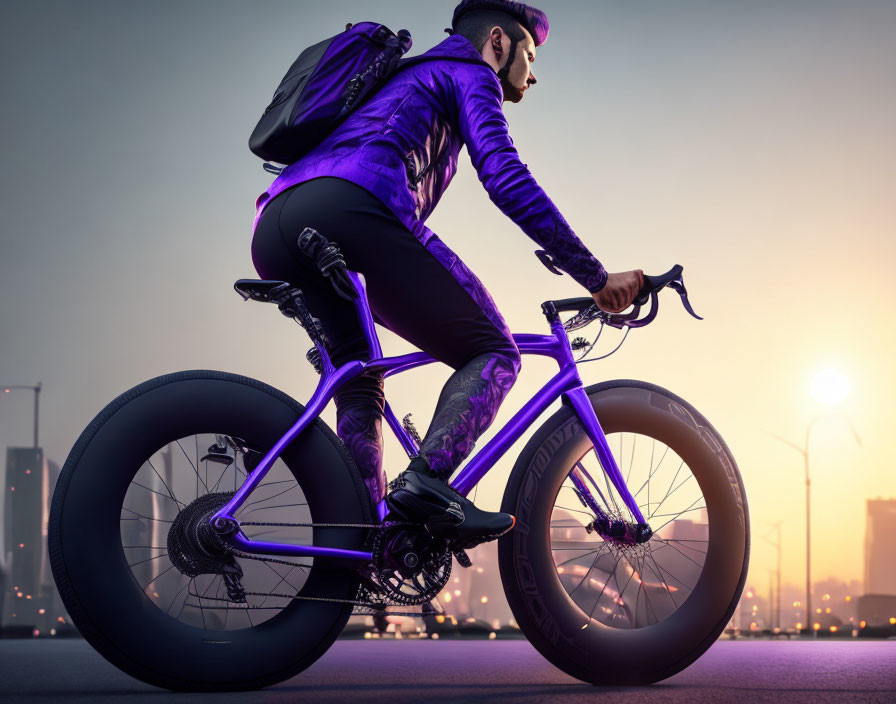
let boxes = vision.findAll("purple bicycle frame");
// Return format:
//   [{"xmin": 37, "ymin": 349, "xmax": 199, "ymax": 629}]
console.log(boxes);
[{"xmin": 212, "ymin": 272, "xmax": 645, "ymax": 562}]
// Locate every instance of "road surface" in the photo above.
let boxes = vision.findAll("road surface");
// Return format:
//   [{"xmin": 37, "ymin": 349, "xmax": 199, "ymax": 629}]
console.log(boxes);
[{"xmin": 1, "ymin": 638, "xmax": 893, "ymax": 703}]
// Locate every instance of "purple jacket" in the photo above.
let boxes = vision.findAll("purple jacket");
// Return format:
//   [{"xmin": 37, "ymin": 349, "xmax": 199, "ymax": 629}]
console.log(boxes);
[{"xmin": 253, "ymin": 34, "xmax": 608, "ymax": 293}]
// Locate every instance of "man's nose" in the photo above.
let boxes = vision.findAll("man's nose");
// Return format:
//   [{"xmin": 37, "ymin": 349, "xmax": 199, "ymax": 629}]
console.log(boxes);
[{"xmin": 528, "ymin": 71, "xmax": 537, "ymax": 86}]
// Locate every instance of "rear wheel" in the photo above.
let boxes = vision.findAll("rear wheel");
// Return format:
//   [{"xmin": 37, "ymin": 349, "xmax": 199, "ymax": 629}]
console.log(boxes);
[
  {"xmin": 499, "ymin": 380, "xmax": 749, "ymax": 685},
  {"xmin": 49, "ymin": 370, "xmax": 372, "ymax": 691}
]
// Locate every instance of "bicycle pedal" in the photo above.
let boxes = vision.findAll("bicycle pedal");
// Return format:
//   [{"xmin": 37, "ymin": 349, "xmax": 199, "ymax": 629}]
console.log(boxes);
[{"xmin": 453, "ymin": 549, "xmax": 473, "ymax": 568}]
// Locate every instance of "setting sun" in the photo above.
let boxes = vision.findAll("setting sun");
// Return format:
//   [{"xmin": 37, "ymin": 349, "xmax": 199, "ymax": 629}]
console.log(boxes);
[{"xmin": 810, "ymin": 369, "xmax": 852, "ymax": 405}]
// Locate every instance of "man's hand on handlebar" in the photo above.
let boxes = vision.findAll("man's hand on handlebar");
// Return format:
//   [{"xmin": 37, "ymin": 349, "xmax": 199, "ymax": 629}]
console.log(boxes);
[{"xmin": 592, "ymin": 270, "xmax": 645, "ymax": 314}]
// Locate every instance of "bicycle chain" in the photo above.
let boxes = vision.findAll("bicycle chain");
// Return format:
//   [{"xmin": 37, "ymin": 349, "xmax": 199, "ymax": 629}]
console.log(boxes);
[{"xmin": 220, "ymin": 519, "xmax": 431, "ymax": 613}]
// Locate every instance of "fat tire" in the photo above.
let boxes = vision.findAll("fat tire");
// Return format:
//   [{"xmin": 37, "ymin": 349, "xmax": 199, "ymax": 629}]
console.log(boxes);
[
  {"xmin": 498, "ymin": 379, "xmax": 749, "ymax": 685},
  {"xmin": 48, "ymin": 370, "xmax": 373, "ymax": 691}
]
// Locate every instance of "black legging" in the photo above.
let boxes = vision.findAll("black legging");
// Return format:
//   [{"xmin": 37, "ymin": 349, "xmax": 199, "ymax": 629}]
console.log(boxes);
[{"xmin": 251, "ymin": 177, "xmax": 521, "ymax": 502}]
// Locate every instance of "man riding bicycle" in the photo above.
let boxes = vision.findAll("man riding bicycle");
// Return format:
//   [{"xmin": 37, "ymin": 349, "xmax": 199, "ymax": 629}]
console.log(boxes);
[{"xmin": 251, "ymin": 0, "xmax": 644, "ymax": 550}]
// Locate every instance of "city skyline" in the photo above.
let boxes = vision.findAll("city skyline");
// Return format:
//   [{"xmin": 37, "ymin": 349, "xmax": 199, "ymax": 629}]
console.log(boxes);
[{"xmin": 2, "ymin": 0, "xmax": 895, "ymax": 596}]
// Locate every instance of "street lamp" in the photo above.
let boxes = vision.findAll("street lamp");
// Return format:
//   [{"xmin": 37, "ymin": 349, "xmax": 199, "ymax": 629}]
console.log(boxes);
[
  {"xmin": 1, "ymin": 383, "xmax": 42, "ymax": 448},
  {"xmin": 768, "ymin": 411, "xmax": 861, "ymax": 637},
  {"xmin": 763, "ymin": 521, "xmax": 782, "ymax": 630}
]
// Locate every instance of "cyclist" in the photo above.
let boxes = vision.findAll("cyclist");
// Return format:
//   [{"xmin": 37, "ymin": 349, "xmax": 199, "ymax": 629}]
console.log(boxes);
[{"xmin": 251, "ymin": 0, "xmax": 644, "ymax": 550}]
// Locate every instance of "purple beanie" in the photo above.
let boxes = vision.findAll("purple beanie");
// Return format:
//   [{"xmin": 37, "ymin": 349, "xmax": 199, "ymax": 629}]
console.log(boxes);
[{"xmin": 451, "ymin": 0, "xmax": 550, "ymax": 47}]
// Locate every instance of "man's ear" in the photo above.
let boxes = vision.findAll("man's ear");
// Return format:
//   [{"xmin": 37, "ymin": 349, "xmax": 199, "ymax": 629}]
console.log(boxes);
[{"xmin": 490, "ymin": 27, "xmax": 504, "ymax": 62}]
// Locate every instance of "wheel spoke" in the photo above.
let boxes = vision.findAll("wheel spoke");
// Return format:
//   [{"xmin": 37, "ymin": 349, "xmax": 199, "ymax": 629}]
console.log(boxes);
[
  {"xmin": 128, "ymin": 552, "xmax": 169, "ymax": 568},
  {"xmin": 650, "ymin": 498, "xmax": 707, "ymax": 533},
  {"xmin": 146, "ymin": 457, "xmax": 181, "ymax": 508},
  {"xmin": 648, "ymin": 462, "xmax": 692, "ymax": 519},
  {"xmin": 554, "ymin": 543, "xmax": 611, "ymax": 569},
  {"xmin": 141, "ymin": 562, "xmax": 178, "ymax": 592},
  {"xmin": 239, "ymin": 482, "xmax": 299, "ymax": 512},
  {"xmin": 129, "ymin": 480, "xmax": 185, "ymax": 508},
  {"xmin": 645, "ymin": 547, "xmax": 695, "ymax": 595},
  {"xmin": 176, "ymin": 439, "xmax": 209, "ymax": 494},
  {"xmin": 121, "ymin": 507, "xmax": 174, "ymax": 524},
  {"xmin": 651, "ymin": 539, "xmax": 707, "ymax": 566},
  {"xmin": 631, "ymin": 445, "xmax": 669, "ymax": 501}
]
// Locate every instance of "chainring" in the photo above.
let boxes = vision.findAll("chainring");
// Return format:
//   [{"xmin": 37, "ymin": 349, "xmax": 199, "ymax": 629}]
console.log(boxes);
[{"xmin": 371, "ymin": 524, "xmax": 452, "ymax": 605}]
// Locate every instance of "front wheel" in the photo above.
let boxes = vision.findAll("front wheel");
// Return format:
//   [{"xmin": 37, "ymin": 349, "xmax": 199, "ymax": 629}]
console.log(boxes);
[
  {"xmin": 499, "ymin": 380, "xmax": 749, "ymax": 685},
  {"xmin": 48, "ymin": 370, "xmax": 373, "ymax": 691}
]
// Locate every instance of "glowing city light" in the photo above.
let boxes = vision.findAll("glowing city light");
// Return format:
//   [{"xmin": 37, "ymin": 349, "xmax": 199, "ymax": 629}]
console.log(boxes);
[
  {"xmin": 810, "ymin": 369, "xmax": 851, "ymax": 405},
  {"xmin": 829, "ymin": 626, "xmax": 838, "ymax": 633},
  {"xmin": 813, "ymin": 623, "xmax": 821, "ymax": 631},
  {"xmin": 860, "ymin": 620, "xmax": 867, "ymax": 628},
  {"xmin": 890, "ymin": 617, "xmax": 896, "ymax": 625},
  {"xmin": 488, "ymin": 632, "xmax": 497, "ymax": 639},
  {"xmin": 480, "ymin": 596, "xmax": 488, "ymax": 604}
]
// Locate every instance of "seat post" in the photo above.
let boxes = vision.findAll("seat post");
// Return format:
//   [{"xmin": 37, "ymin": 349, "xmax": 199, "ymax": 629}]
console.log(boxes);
[{"xmin": 345, "ymin": 270, "xmax": 383, "ymax": 361}]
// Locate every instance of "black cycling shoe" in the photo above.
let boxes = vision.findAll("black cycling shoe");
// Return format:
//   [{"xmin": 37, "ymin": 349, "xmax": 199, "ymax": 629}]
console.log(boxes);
[{"xmin": 384, "ymin": 467, "xmax": 516, "ymax": 550}]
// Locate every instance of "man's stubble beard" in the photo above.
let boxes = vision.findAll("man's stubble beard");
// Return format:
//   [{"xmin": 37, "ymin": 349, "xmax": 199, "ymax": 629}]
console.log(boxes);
[{"xmin": 499, "ymin": 75, "xmax": 525, "ymax": 103}]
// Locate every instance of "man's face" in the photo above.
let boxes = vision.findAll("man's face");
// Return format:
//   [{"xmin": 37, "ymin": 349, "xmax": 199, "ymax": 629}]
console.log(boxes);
[{"xmin": 499, "ymin": 28, "xmax": 537, "ymax": 104}]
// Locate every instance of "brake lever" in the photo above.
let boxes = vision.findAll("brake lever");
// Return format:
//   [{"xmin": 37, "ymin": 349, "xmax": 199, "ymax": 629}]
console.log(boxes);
[{"xmin": 668, "ymin": 279, "xmax": 702, "ymax": 320}]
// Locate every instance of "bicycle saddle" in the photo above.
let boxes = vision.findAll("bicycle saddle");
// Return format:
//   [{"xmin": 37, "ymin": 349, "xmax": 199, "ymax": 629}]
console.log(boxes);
[{"xmin": 234, "ymin": 279, "xmax": 299, "ymax": 304}]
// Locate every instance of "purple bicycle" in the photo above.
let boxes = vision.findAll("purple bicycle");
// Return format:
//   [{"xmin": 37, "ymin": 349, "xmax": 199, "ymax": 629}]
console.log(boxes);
[{"xmin": 49, "ymin": 232, "xmax": 749, "ymax": 691}]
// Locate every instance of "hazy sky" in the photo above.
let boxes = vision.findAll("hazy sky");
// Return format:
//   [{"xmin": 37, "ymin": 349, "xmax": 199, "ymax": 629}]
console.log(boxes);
[{"xmin": 1, "ymin": 0, "xmax": 894, "ymax": 594}]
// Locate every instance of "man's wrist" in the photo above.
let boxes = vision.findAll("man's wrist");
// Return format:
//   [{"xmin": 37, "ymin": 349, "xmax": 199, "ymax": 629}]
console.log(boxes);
[{"xmin": 586, "ymin": 268, "xmax": 609, "ymax": 294}]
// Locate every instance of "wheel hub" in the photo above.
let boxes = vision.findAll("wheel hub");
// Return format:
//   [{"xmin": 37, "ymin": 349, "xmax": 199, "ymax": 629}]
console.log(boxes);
[{"xmin": 588, "ymin": 513, "xmax": 653, "ymax": 546}]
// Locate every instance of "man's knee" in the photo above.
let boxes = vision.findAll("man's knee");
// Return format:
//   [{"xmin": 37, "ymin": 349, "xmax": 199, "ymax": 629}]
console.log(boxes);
[
  {"xmin": 333, "ymin": 368, "xmax": 385, "ymax": 415},
  {"xmin": 474, "ymin": 341, "xmax": 521, "ymax": 386}
]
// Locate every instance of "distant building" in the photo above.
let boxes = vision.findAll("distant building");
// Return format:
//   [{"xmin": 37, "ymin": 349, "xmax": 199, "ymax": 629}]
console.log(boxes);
[
  {"xmin": 864, "ymin": 499, "xmax": 896, "ymax": 596},
  {"xmin": 3, "ymin": 447, "xmax": 45, "ymax": 629},
  {"xmin": 2, "ymin": 448, "xmax": 70, "ymax": 634},
  {"xmin": 856, "ymin": 594, "xmax": 896, "ymax": 627}
]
